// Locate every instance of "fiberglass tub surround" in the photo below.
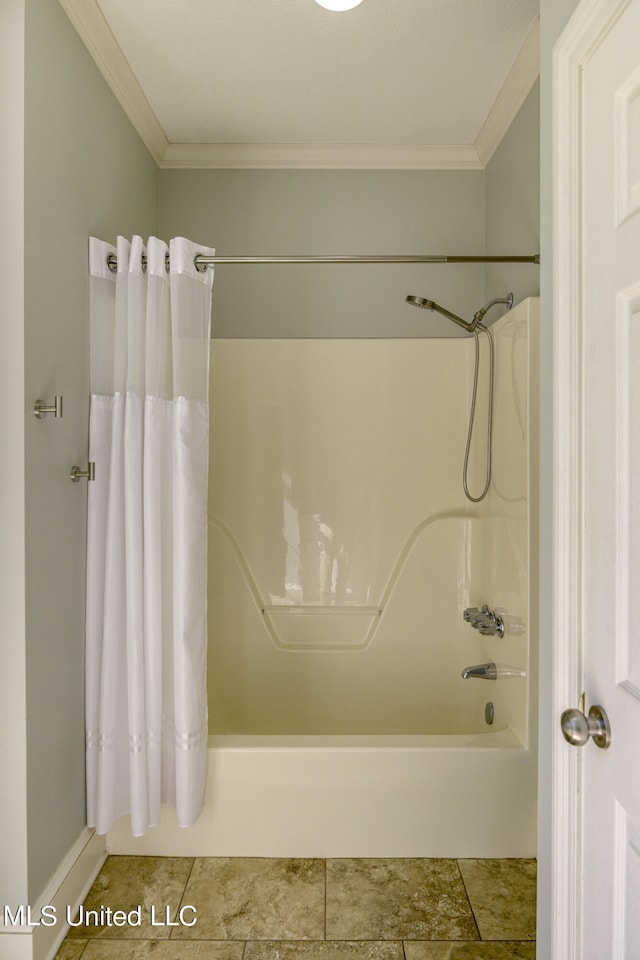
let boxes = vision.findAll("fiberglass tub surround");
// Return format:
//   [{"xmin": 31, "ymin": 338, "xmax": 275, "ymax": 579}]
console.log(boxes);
[
  {"xmin": 108, "ymin": 297, "xmax": 537, "ymax": 858},
  {"xmin": 207, "ymin": 303, "xmax": 535, "ymax": 739},
  {"xmin": 209, "ymin": 337, "xmax": 477, "ymax": 734}
]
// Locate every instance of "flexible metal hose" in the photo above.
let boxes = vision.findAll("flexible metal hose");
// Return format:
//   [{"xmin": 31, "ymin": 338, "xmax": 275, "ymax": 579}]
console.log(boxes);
[{"xmin": 462, "ymin": 321, "xmax": 493, "ymax": 503}]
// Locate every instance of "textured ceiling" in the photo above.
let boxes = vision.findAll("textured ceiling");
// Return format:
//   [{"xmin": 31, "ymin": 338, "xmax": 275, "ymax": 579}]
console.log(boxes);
[{"xmin": 62, "ymin": 0, "xmax": 539, "ymax": 167}]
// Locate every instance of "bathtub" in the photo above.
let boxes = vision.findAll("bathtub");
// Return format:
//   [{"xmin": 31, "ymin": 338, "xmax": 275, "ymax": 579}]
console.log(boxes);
[
  {"xmin": 107, "ymin": 300, "xmax": 539, "ymax": 860},
  {"xmin": 107, "ymin": 731, "xmax": 536, "ymax": 858}
]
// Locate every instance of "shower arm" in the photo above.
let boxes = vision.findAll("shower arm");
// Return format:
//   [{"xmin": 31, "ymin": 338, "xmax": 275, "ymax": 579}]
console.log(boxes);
[{"xmin": 468, "ymin": 294, "xmax": 514, "ymax": 332}]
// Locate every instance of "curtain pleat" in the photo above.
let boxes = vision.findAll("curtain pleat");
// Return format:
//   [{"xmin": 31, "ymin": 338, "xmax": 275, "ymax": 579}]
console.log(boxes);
[{"xmin": 86, "ymin": 235, "xmax": 214, "ymax": 836}]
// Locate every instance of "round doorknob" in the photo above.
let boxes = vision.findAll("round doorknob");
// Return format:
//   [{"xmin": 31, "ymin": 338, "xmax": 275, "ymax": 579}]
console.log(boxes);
[
  {"xmin": 560, "ymin": 704, "xmax": 611, "ymax": 749},
  {"xmin": 560, "ymin": 708, "xmax": 590, "ymax": 746}
]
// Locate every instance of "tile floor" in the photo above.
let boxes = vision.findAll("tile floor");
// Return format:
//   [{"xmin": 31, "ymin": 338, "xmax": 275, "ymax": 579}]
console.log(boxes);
[{"xmin": 55, "ymin": 856, "xmax": 536, "ymax": 960}]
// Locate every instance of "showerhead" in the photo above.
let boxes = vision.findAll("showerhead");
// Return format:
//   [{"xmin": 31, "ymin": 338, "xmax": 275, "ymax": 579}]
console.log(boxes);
[
  {"xmin": 405, "ymin": 294, "xmax": 473, "ymax": 332},
  {"xmin": 405, "ymin": 292, "xmax": 514, "ymax": 333},
  {"xmin": 405, "ymin": 295, "xmax": 434, "ymax": 309}
]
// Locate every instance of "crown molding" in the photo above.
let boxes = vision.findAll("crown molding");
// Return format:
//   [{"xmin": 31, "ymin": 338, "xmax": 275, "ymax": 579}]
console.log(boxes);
[
  {"xmin": 59, "ymin": 0, "xmax": 538, "ymax": 171},
  {"xmin": 474, "ymin": 16, "xmax": 540, "ymax": 166},
  {"xmin": 161, "ymin": 141, "xmax": 483, "ymax": 170}
]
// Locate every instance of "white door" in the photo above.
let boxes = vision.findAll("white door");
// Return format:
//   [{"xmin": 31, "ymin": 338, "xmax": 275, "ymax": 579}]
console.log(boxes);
[{"xmin": 554, "ymin": 0, "xmax": 640, "ymax": 957}]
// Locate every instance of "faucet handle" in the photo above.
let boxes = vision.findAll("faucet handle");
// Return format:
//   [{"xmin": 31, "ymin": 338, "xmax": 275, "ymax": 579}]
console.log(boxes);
[{"xmin": 463, "ymin": 605, "xmax": 505, "ymax": 637}]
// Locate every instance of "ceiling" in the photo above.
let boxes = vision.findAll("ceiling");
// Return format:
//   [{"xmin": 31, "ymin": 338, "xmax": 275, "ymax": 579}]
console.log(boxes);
[{"xmin": 60, "ymin": 0, "xmax": 540, "ymax": 169}]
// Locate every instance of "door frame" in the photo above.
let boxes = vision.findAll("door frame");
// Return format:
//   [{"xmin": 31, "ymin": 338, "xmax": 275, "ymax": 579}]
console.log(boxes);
[{"xmin": 551, "ymin": 0, "xmax": 631, "ymax": 956}]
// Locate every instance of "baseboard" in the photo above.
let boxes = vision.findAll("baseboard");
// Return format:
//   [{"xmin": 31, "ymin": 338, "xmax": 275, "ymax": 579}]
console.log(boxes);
[{"xmin": 0, "ymin": 827, "xmax": 106, "ymax": 960}]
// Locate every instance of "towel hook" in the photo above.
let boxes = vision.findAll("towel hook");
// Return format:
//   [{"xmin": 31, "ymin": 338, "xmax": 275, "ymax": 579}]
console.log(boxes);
[
  {"xmin": 70, "ymin": 463, "xmax": 95, "ymax": 483},
  {"xmin": 34, "ymin": 396, "xmax": 63, "ymax": 419}
]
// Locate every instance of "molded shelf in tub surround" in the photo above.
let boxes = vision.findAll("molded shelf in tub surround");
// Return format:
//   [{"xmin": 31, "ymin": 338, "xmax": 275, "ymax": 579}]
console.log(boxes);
[
  {"xmin": 262, "ymin": 604, "xmax": 382, "ymax": 651},
  {"xmin": 262, "ymin": 605, "xmax": 382, "ymax": 616}
]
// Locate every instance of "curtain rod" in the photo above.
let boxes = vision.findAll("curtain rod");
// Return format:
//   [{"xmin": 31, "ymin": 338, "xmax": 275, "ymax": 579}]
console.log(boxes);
[{"xmin": 106, "ymin": 252, "xmax": 540, "ymax": 273}]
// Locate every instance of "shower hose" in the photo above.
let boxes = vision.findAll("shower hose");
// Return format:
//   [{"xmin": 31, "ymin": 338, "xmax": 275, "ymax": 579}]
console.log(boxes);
[{"xmin": 463, "ymin": 321, "xmax": 493, "ymax": 503}]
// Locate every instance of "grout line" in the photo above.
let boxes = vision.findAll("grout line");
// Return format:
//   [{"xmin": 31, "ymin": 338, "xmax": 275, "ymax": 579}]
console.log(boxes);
[
  {"xmin": 324, "ymin": 858, "xmax": 327, "ymax": 941},
  {"xmin": 456, "ymin": 858, "xmax": 482, "ymax": 942},
  {"xmin": 168, "ymin": 854, "xmax": 197, "ymax": 940},
  {"xmin": 124, "ymin": 938, "xmax": 416, "ymax": 943}
]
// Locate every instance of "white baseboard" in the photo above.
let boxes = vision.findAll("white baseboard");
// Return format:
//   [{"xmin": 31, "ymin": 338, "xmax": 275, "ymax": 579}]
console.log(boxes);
[{"xmin": 0, "ymin": 827, "xmax": 106, "ymax": 960}]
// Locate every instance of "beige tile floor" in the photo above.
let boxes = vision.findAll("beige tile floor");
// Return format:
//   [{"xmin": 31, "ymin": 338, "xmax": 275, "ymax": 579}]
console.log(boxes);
[{"xmin": 56, "ymin": 856, "xmax": 536, "ymax": 960}]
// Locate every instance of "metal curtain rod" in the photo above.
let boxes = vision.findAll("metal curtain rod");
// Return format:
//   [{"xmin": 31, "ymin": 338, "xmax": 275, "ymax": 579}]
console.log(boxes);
[{"xmin": 105, "ymin": 252, "xmax": 540, "ymax": 273}]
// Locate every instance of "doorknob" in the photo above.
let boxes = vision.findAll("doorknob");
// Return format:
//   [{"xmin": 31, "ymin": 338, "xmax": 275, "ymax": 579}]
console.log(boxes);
[{"xmin": 561, "ymin": 703, "xmax": 611, "ymax": 749}]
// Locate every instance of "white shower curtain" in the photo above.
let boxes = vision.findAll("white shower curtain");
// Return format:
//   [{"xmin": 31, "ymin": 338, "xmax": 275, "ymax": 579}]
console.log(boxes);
[{"xmin": 86, "ymin": 235, "xmax": 215, "ymax": 836}]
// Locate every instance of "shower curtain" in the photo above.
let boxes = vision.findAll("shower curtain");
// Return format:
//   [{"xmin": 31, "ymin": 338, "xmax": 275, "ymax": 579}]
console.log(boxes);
[{"xmin": 86, "ymin": 235, "xmax": 215, "ymax": 836}]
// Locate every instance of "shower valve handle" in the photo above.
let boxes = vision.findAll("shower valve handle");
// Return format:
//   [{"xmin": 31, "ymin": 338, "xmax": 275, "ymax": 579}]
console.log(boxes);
[{"xmin": 463, "ymin": 605, "xmax": 505, "ymax": 638}]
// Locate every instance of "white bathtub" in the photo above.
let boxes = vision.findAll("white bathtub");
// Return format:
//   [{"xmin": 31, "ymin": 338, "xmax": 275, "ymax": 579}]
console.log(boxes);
[
  {"xmin": 107, "ymin": 731, "xmax": 537, "ymax": 858},
  {"xmin": 108, "ymin": 301, "xmax": 539, "ymax": 860}
]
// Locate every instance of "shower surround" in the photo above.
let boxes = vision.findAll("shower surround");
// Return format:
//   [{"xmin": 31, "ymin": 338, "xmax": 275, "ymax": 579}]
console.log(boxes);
[{"xmin": 108, "ymin": 298, "xmax": 538, "ymax": 858}]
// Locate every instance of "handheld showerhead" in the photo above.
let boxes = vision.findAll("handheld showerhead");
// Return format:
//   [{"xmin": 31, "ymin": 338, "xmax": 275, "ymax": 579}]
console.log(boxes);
[
  {"xmin": 404, "ymin": 290, "xmax": 515, "ymax": 504},
  {"xmin": 406, "ymin": 295, "xmax": 434, "ymax": 309},
  {"xmin": 405, "ymin": 292, "xmax": 514, "ymax": 333},
  {"xmin": 405, "ymin": 295, "xmax": 474, "ymax": 332}
]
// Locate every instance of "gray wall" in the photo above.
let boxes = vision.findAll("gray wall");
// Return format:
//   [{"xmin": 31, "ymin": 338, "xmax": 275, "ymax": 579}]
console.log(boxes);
[
  {"xmin": 159, "ymin": 170, "xmax": 486, "ymax": 338},
  {"xmin": 0, "ymin": 0, "xmax": 28, "ymax": 909},
  {"xmin": 159, "ymin": 88, "xmax": 540, "ymax": 342},
  {"xmin": 21, "ymin": 0, "xmax": 158, "ymax": 904},
  {"xmin": 484, "ymin": 81, "xmax": 540, "ymax": 304}
]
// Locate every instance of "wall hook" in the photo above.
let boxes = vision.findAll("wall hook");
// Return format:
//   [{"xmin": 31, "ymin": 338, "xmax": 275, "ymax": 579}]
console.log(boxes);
[
  {"xmin": 70, "ymin": 463, "xmax": 95, "ymax": 483},
  {"xmin": 34, "ymin": 396, "xmax": 63, "ymax": 419}
]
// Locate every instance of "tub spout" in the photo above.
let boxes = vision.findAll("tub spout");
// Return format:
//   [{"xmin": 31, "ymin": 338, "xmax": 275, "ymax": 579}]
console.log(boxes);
[{"xmin": 461, "ymin": 662, "xmax": 498, "ymax": 680}]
